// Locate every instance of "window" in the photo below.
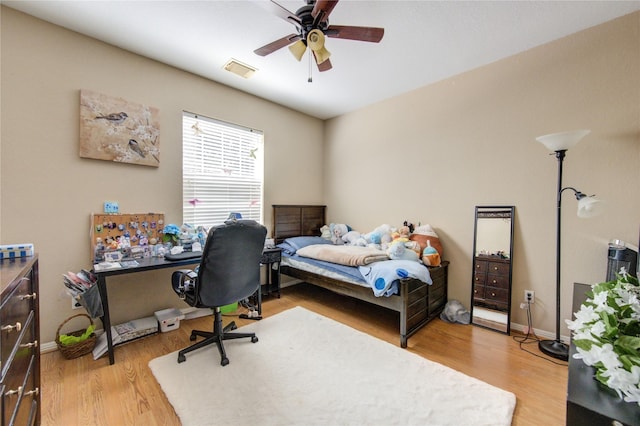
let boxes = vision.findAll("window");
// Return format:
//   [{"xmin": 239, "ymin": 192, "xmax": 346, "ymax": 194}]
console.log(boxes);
[{"xmin": 182, "ymin": 112, "xmax": 264, "ymax": 228}]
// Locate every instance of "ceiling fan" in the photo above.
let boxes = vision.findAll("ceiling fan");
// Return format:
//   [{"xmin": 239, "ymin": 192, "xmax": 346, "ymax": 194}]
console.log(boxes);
[{"xmin": 254, "ymin": 0, "xmax": 384, "ymax": 73}]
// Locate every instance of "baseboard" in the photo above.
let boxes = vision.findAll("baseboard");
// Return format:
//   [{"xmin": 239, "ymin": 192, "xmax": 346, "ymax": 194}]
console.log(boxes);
[{"xmin": 509, "ymin": 322, "xmax": 564, "ymax": 341}]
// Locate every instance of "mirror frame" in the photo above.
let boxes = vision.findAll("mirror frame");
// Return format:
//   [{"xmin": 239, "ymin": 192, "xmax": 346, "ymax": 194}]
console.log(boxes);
[{"xmin": 470, "ymin": 206, "xmax": 515, "ymax": 334}]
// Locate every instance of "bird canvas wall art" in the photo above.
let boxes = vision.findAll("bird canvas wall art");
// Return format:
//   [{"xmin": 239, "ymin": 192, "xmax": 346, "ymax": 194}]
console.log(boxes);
[{"xmin": 79, "ymin": 89, "xmax": 160, "ymax": 167}]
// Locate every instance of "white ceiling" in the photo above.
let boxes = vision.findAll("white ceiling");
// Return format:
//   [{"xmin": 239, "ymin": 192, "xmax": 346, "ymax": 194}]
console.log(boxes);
[{"xmin": 4, "ymin": 0, "xmax": 640, "ymax": 120}]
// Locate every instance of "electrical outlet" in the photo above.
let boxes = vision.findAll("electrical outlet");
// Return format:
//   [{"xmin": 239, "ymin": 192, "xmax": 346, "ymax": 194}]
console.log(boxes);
[
  {"xmin": 71, "ymin": 297, "xmax": 82, "ymax": 310},
  {"xmin": 104, "ymin": 201, "xmax": 119, "ymax": 213},
  {"xmin": 525, "ymin": 290, "xmax": 535, "ymax": 304}
]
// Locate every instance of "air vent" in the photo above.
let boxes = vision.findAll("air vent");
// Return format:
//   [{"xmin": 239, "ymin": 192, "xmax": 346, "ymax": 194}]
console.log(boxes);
[{"xmin": 223, "ymin": 59, "xmax": 257, "ymax": 79}]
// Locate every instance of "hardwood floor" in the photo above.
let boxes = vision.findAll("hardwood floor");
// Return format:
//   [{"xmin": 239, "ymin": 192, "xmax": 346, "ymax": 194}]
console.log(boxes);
[{"xmin": 41, "ymin": 283, "xmax": 567, "ymax": 425}]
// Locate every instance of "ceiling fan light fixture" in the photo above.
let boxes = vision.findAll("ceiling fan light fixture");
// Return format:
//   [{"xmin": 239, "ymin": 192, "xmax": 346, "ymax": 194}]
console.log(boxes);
[
  {"xmin": 307, "ymin": 29, "xmax": 331, "ymax": 64},
  {"xmin": 288, "ymin": 40, "xmax": 307, "ymax": 61},
  {"xmin": 223, "ymin": 59, "xmax": 257, "ymax": 79}
]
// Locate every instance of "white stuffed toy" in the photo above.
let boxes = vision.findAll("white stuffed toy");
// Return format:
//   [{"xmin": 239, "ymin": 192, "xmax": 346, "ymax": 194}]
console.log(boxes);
[
  {"xmin": 329, "ymin": 223, "xmax": 348, "ymax": 245},
  {"xmin": 320, "ymin": 225, "xmax": 332, "ymax": 240},
  {"xmin": 342, "ymin": 231, "xmax": 360, "ymax": 246},
  {"xmin": 387, "ymin": 240, "xmax": 419, "ymax": 261}
]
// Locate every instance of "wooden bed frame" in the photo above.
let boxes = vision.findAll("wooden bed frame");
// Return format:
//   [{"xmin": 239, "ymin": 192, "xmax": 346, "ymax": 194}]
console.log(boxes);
[{"xmin": 272, "ymin": 205, "xmax": 449, "ymax": 348}]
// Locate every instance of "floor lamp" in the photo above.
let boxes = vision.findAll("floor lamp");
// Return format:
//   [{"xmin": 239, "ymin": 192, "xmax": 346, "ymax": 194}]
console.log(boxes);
[{"xmin": 536, "ymin": 130, "xmax": 604, "ymax": 361}]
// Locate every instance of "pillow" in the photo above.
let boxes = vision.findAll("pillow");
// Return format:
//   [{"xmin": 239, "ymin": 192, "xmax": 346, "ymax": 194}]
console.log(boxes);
[
  {"xmin": 282, "ymin": 236, "xmax": 334, "ymax": 253},
  {"xmin": 277, "ymin": 241, "xmax": 297, "ymax": 256},
  {"xmin": 410, "ymin": 224, "xmax": 443, "ymax": 258}
]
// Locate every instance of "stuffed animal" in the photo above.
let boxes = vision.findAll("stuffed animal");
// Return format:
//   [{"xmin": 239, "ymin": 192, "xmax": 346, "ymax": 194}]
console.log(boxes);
[
  {"xmin": 329, "ymin": 223, "xmax": 348, "ymax": 245},
  {"xmin": 364, "ymin": 224, "xmax": 392, "ymax": 250},
  {"xmin": 422, "ymin": 240, "xmax": 441, "ymax": 266},
  {"xmin": 342, "ymin": 230, "xmax": 361, "ymax": 245},
  {"xmin": 387, "ymin": 240, "xmax": 419, "ymax": 261},
  {"xmin": 320, "ymin": 225, "xmax": 332, "ymax": 240}
]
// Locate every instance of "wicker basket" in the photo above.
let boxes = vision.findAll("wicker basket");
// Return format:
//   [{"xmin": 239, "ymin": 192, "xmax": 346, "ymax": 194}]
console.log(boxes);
[{"xmin": 55, "ymin": 313, "xmax": 96, "ymax": 360}]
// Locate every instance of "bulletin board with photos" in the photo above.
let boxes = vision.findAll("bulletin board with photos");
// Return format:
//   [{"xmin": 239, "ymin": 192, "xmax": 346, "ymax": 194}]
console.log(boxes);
[{"xmin": 91, "ymin": 213, "xmax": 165, "ymax": 262}]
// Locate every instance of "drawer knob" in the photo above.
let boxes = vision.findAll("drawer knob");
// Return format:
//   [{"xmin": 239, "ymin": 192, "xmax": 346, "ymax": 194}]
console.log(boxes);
[
  {"xmin": 1, "ymin": 322, "xmax": 22, "ymax": 333},
  {"xmin": 492, "ymin": 279, "xmax": 497, "ymax": 284},
  {"xmin": 491, "ymin": 292, "xmax": 496, "ymax": 297},
  {"xmin": 475, "ymin": 277, "xmax": 479, "ymax": 281},
  {"xmin": 18, "ymin": 292, "xmax": 37, "ymax": 301},
  {"xmin": 24, "ymin": 388, "xmax": 39, "ymax": 398},
  {"xmin": 20, "ymin": 340, "xmax": 38, "ymax": 349},
  {"xmin": 493, "ymin": 266, "xmax": 498, "ymax": 271},
  {"xmin": 5, "ymin": 386, "xmax": 23, "ymax": 398}
]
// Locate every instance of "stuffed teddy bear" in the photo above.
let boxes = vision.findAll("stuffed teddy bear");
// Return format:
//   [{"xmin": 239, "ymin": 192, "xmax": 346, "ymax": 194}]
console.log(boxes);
[{"xmin": 329, "ymin": 223, "xmax": 348, "ymax": 245}]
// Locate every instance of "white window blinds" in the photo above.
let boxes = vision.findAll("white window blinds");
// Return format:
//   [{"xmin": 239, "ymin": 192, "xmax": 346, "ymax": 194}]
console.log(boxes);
[{"xmin": 182, "ymin": 112, "xmax": 264, "ymax": 228}]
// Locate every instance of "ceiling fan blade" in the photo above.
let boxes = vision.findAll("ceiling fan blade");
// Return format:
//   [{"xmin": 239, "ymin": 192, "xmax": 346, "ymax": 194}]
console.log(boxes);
[
  {"xmin": 254, "ymin": 33, "xmax": 301, "ymax": 56},
  {"xmin": 260, "ymin": 0, "xmax": 302, "ymax": 27},
  {"xmin": 311, "ymin": 0, "xmax": 339, "ymax": 24},
  {"xmin": 325, "ymin": 25, "xmax": 384, "ymax": 43},
  {"xmin": 315, "ymin": 55, "xmax": 332, "ymax": 72}
]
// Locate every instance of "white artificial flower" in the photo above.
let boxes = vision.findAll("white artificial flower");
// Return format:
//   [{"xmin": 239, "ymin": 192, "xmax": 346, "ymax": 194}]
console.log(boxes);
[
  {"xmin": 571, "ymin": 272, "xmax": 640, "ymax": 407},
  {"xmin": 589, "ymin": 320, "xmax": 606, "ymax": 338},
  {"xmin": 592, "ymin": 290, "xmax": 616, "ymax": 314}
]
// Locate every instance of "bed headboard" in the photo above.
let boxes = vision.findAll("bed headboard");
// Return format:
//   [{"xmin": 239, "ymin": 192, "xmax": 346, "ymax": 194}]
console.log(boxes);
[{"xmin": 272, "ymin": 205, "xmax": 326, "ymax": 244}]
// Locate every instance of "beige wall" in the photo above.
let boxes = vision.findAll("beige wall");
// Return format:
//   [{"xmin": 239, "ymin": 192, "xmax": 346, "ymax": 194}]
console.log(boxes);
[
  {"xmin": 0, "ymin": 7, "xmax": 324, "ymax": 343},
  {"xmin": 324, "ymin": 12, "xmax": 640, "ymax": 337}
]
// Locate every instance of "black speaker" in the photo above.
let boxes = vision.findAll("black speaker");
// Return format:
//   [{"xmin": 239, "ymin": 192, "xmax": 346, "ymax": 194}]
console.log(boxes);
[{"xmin": 606, "ymin": 242, "xmax": 638, "ymax": 281}]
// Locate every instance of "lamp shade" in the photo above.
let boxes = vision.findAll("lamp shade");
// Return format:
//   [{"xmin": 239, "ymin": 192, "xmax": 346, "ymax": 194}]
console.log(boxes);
[
  {"xmin": 536, "ymin": 129, "xmax": 591, "ymax": 152},
  {"xmin": 288, "ymin": 40, "xmax": 307, "ymax": 62},
  {"xmin": 577, "ymin": 195, "xmax": 605, "ymax": 218},
  {"xmin": 307, "ymin": 29, "xmax": 331, "ymax": 64}
]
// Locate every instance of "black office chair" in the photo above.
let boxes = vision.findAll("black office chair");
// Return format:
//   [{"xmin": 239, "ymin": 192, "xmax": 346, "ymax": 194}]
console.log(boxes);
[{"xmin": 171, "ymin": 219, "xmax": 267, "ymax": 366}]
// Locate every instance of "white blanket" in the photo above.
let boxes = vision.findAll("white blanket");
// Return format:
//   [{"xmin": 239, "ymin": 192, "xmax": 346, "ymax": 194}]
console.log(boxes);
[{"xmin": 296, "ymin": 244, "xmax": 389, "ymax": 266}]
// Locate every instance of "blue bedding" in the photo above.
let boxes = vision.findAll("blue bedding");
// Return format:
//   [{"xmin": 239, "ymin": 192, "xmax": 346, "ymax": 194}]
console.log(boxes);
[{"xmin": 278, "ymin": 238, "xmax": 432, "ymax": 297}]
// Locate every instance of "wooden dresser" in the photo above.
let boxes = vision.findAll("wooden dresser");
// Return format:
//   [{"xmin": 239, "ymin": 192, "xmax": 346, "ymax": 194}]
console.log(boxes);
[
  {"xmin": 472, "ymin": 256, "xmax": 510, "ymax": 311},
  {"xmin": 1, "ymin": 256, "xmax": 40, "ymax": 426}
]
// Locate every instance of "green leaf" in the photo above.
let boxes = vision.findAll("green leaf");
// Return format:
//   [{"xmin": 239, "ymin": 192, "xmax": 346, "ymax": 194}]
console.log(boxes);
[
  {"xmin": 574, "ymin": 339, "xmax": 595, "ymax": 351},
  {"xmin": 619, "ymin": 354, "xmax": 640, "ymax": 370},
  {"xmin": 615, "ymin": 335, "xmax": 640, "ymax": 355}
]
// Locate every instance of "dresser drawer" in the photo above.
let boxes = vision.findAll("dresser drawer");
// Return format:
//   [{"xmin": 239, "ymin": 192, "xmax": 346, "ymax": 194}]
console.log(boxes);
[
  {"xmin": 473, "ymin": 284, "xmax": 486, "ymax": 301},
  {"xmin": 1, "ymin": 279, "xmax": 36, "ymax": 377},
  {"xmin": 487, "ymin": 261, "xmax": 509, "ymax": 276},
  {"xmin": 3, "ymin": 354, "xmax": 38, "ymax": 426},
  {"xmin": 474, "ymin": 261, "xmax": 488, "ymax": 273},
  {"xmin": 486, "ymin": 273, "xmax": 509, "ymax": 289},
  {"xmin": 474, "ymin": 272, "xmax": 486, "ymax": 286},
  {"xmin": 484, "ymin": 287, "xmax": 509, "ymax": 305}
]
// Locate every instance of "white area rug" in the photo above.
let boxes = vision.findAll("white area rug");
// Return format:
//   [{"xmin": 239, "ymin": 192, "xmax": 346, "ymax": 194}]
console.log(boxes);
[{"xmin": 149, "ymin": 306, "xmax": 515, "ymax": 426}]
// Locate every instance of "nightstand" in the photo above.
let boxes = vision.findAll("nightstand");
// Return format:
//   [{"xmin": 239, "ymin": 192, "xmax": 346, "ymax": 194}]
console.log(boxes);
[{"xmin": 260, "ymin": 247, "xmax": 282, "ymax": 298}]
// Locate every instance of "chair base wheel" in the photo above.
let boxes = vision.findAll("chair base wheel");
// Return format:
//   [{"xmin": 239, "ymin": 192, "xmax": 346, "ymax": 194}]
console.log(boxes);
[
  {"xmin": 189, "ymin": 334, "xmax": 197, "ymax": 341},
  {"xmin": 177, "ymin": 354, "xmax": 186, "ymax": 363},
  {"xmin": 221, "ymin": 357, "xmax": 229, "ymax": 366},
  {"xmin": 251, "ymin": 336, "xmax": 258, "ymax": 343}
]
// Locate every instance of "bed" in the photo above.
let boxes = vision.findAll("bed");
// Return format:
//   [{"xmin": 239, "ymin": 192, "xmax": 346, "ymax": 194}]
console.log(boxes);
[{"xmin": 272, "ymin": 205, "xmax": 449, "ymax": 348}]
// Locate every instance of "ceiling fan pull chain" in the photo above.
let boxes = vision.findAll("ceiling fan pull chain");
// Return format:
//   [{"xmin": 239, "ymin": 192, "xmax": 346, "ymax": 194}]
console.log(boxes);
[{"xmin": 308, "ymin": 49, "xmax": 313, "ymax": 83}]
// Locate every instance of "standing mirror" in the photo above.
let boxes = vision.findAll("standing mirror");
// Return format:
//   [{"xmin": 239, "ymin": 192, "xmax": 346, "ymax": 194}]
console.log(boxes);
[{"xmin": 470, "ymin": 206, "xmax": 515, "ymax": 334}]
